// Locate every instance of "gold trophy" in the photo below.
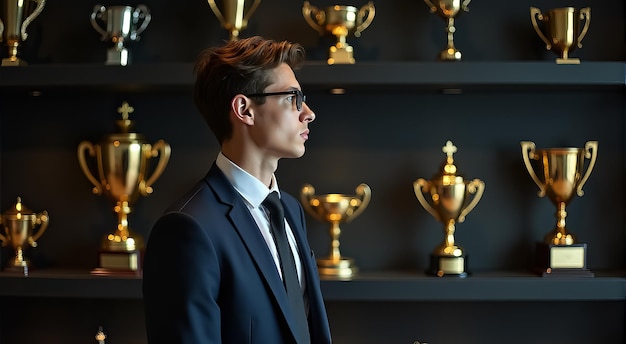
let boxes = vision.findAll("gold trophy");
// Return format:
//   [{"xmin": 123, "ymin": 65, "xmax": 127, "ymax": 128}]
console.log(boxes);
[
  {"xmin": 303, "ymin": 1, "xmax": 375, "ymax": 64},
  {"xmin": 90, "ymin": 4, "xmax": 151, "ymax": 66},
  {"xmin": 0, "ymin": 0, "xmax": 46, "ymax": 66},
  {"xmin": 414, "ymin": 141, "xmax": 484, "ymax": 277},
  {"xmin": 0, "ymin": 197, "xmax": 49, "ymax": 276},
  {"xmin": 78, "ymin": 102, "xmax": 171, "ymax": 275},
  {"xmin": 207, "ymin": 0, "xmax": 262, "ymax": 41},
  {"xmin": 521, "ymin": 141, "xmax": 597, "ymax": 277},
  {"xmin": 530, "ymin": 7, "xmax": 591, "ymax": 64},
  {"xmin": 423, "ymin": 0, "xmax": 470, "ymax": 61},
  {"xmin": 300, "ymin": 183, "xmax": 371, "ymax": 279}
]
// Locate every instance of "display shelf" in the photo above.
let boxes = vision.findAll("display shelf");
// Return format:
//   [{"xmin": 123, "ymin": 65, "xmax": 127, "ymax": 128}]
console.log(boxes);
[
  {"xmin": 0, "ymin": 62, "xmax": 624, "ymax": 93},
  {"xmin": 1, "ymin": 269, "xmax": 624, "ymax": 301}
]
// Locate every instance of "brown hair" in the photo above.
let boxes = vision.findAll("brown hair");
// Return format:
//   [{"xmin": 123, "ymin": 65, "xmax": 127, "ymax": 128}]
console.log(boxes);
[{"xmin": 193, "ymin": 36, "xmax": 306, "ymax": 144}]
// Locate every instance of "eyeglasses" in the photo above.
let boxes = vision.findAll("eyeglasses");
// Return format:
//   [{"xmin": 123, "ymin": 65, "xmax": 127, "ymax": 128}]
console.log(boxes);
[{"xmin": 245, "ymin": 90, "xmax": 306, "ymax": 111}]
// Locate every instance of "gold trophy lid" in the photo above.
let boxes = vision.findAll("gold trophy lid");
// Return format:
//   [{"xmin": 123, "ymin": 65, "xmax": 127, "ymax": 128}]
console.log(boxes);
[
  {"xmin": 106, "ymin": 101, "xmax": 146, "ymax": 141},
  {"xmin": 432, "ymin": 140, "xmax": 464, "ymax": 182},
  {"xmin": 3, "ymin": 197, "xmax": 37, "ymax": 219}
]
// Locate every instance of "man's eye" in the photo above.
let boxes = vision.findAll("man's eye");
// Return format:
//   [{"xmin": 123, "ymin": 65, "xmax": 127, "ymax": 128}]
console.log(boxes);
[{"xmin": 285, "ymin": 96, "xmax": 295, "ymax": 103}]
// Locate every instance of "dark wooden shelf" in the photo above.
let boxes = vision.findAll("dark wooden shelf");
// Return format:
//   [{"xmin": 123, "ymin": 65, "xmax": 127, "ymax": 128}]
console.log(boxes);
[
  {"xmin": 1, "ymin": 269, "xmax": 624, "ymax": 301},
  {"xmin": 0, "ymin": 62, "xmax": 624, "ymax": 94}
]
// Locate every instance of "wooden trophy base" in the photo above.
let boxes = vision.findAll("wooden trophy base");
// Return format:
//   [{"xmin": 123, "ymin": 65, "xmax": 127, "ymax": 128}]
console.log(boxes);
[
  {"xmin": 91, "ymin": 250, "xmax": 142, "ymax": 276},
  {"xmin": 428, "ymin": 254, "xmax": 469, "ymax": 278},
  {"xmin": 317, "ymin": 257, "xmax": 358, "ymax": 280},
  {"xmin": 534, "ymin": 242, "xmax": 594, "ymax": 277}
]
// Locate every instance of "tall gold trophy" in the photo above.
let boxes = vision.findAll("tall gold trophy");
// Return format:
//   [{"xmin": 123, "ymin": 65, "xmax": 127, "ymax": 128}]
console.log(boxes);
[
  {"xmin": 414, "ymin": 141, "xmax": 484, "ymax": 277},
  {"xmin": 521, "ymin": 141, "xmax": 597, "ymax": 277},
  {"xmin": 300, "ymin": 183, "xmax": 371, "ymax": 279},
  {"xmin": 207, "ymin": 0, "xmax": 261, "ymax": 41},
  {"xmin": 0, "ymin": 0, "xmax": 46, "ymax": 66},
  {"xmin": 0, "ymin": 197, "xmax": 49, "ymax": 276},
  {"xmin": 303, "ymin": 1, "xmax": 375, "ymax": 64},
  {"xmin": 78, "ymin": 102, "xmax": 171, "ymax": 275},
  {"xmin": 530, "ymin": 7, "xmax": 591, "ymax": 64},
  {"xmin": 423, "ymin": 0, "xmax": 470, "ymax": 61}
]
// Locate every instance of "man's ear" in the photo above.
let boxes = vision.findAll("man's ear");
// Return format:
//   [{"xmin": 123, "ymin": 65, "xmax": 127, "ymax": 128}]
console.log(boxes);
[{"xmin": 231, "ymin": 94, "xmax": 254, "ymax": 122}]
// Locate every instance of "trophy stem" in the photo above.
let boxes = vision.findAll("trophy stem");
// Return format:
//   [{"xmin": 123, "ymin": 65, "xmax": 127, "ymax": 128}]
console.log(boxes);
[
  {"xmin": 441, "ymin": 17, "xmax": 461, "ymax": 61},
  {"xmin": 114, "ymin": 201, "xmax": 132, "ymax": 239},
  {"xmin": 328, "ymin": 221, "xmax": 342, "ymax": 262},
  {"xmin": 546, "ymin": 202, "xmax": 574, "ymax": 245},
  {"xmin": 444, "ymin": 219, "xmax": 456, "ymax": 248}
]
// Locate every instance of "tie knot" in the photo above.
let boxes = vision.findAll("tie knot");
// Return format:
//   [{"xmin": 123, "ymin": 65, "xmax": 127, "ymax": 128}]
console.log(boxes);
[{"xmin": 263, "ymin": 191, "xmax": 284, "ymax": 218}]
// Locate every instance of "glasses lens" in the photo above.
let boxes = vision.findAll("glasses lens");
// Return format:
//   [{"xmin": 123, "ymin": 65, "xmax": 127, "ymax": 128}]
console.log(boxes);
[{"xmin": 296, "ymin": 90, "xmax": 304, "ymax": 111}]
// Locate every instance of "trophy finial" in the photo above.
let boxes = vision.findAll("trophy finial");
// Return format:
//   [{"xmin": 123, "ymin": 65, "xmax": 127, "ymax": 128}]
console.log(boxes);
[
  {"xmin": 442, "ymin": 140, "xmax": 457, "ymax": 174},
  {"xmin": 116, "ymin": 102, "xmax": 134, "ymax": 132}
]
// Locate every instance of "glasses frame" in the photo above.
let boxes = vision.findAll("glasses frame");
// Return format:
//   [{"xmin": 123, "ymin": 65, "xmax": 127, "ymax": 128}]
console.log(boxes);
[{"xmin": 245, "ymin": 90, "xmax": 306, "ymax": 111}]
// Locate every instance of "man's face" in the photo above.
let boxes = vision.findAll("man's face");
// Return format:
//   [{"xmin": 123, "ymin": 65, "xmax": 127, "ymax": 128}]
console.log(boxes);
[{"xmin": 249, "ymin": 63, "xmax": 315, "ymax": 160}]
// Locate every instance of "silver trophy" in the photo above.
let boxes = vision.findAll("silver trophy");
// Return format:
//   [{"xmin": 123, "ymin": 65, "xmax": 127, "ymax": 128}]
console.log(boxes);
[
  {"xmin": 0, "ymin": 0, "xmax": 46, "ymax": 66},
  {"xmin": 90, "ymin": 4, "xmax": 151, "ymax": 66}
]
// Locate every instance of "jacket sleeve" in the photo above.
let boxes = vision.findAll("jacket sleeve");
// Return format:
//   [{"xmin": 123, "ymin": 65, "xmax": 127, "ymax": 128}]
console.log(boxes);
[{"xmin": 143, "ymin": 211, "xmax": 221, "ymax": 344}]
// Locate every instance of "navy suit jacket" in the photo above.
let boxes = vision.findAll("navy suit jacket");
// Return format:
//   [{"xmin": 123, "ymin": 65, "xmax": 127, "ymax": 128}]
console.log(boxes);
[{"xmin": 143, "ymin": 163, "xmax": 332, "ymax": 343}]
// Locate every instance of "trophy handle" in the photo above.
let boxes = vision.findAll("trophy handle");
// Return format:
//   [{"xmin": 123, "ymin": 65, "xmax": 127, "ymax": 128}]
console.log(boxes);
[
  {"xmin": 21, "ymin": 0, "xmax": 46, "ymax": 40},
  {"xmin": 90, "ymin": 5, "xmax": 109, "ymax": 40},
  {"xmin": 530, "ymin": 7, "xmax": 551, "ymax": 50},
  {"xmin": 0, "ymin": 216, "xmax": 6, "ymax": 243},
  {"xmin": 576, "ymin": 7, "xmax": 591, "ymax": 49},
  {"xmin": 28, "ymin": 211, "xmax": 49, "ymax": 247},
  {"xmin": 576, "ymin": 140, "xmax": 598, "ymax": 196},
  {"xmin": 302, "ymin": 1, "xmax": 324, "ymax": 34},
  {"xmin": 140, "ymin": 140, "xmax": 171, "ymax": 196},
  {"xmin": 345, "ymin": 183, "xmax": 371, "ymax": 223},
  {"xmin": 354, "ymin": 2, "xmax": 375, "ymax": 38},
  {"xmin": 462, "ymin": 0, "xmax": 471, "ymax": 11},
  {"xmin": 243, "ymin": 0, "xmax": 262, "ymax": 23},
  {"xmin": 77, "ymin": 141, "xmax": 104, "ymax": 195},
  {"xmin": 132, "ymin": 5, "xmax": 152, "ymax": 39},
  {"xmin": 413, "ymin": 179, "xmax": 441, "ymax": 222},
  {"xmin": 521, "ymin": 141, "xmax": 546, "ymax": 198},
  {"xmin": 423, "ymin": 0, "xmax": 437, "ymax": 13},
  {"xmin": 458, "ymin": 179, "xmax": 484, "ymax": 223},
  {"xmin": 300, "ymin": 184, "xmax": 324, "ymax": 221}
]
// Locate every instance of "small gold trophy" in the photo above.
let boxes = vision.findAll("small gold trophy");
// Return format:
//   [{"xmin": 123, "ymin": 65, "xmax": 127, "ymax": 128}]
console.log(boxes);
[
  {"xmin": 207, "ymin": 0, "xmax": 262, "ymax": 41},
  {"xmin": 90, "ymin": 4, "xmax": 152, "ymax": 66},
  {"xmin": 300, "ymin": 183, "xmax": 371, "ymax": 279},
  {"xmin": 0, "ymin": 0, "xmax": 46, "ymax": 66},
  {"xmin": 521, "ymin": 141, "xmax": 597, "ymax": 277},
  {"xmin": 0, "ymin": 197, "xmax": 49, "ymax": 276},
  {"xmin": 414, "ymin": 141, "xmax": 484, "ymax": 277},
  {"xmin": 303, "ymin": 1, "xmax": 375, "ymax": 64},
  {"xmin": 423, "ymin": 0, "xmax": 471, "ymax": 61},
  {"xmin": 78, "ymin": 102, "xmax": 171, "ymax": 275},
  {"xmin": 530, "ymin": 7, "xmax": 591, "ymax": 64}
]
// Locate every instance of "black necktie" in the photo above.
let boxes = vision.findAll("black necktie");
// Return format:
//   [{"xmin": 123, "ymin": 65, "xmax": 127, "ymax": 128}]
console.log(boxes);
[{"xmin": 263, "ymin": 191, "xmax": 310, "ymax": 344}]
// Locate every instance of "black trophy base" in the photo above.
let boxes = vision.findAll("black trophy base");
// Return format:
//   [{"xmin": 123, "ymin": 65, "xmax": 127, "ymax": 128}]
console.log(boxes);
[
  {"xmin": 428, "ymin": 254, "xmax": 469, "ymax": 278},
  {"xmin": 91, "ymin": 250, "xmax": 142, "ymax": 276},
  {"xmin": 534, "ymin": 242, "xmax": 594, "ymax": 277}
]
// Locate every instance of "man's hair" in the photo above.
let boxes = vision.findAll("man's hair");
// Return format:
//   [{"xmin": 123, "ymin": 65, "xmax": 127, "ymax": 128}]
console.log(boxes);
[{"xmin": 193, "ymin": 36, "xmax": 306, "ymax": 144}]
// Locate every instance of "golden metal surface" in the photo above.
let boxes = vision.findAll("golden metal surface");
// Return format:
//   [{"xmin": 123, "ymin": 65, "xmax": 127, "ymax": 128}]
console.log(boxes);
[
  {"xmin": 303, "ymin": 1, "xmax": 375, "ymax": 64},
  {"xmin": 0, "ymin": 0, "xmax": 46, "ymax": 66},
  {"xmin": 0, "ymin": 197, "xmax": 49, "ymax": 271},
  {"xmin": 413, "ymin": 141, "xmax": 484, "ymax": 260},
  {"xmin": 521, "ymin": 141, "xmax": 598, "ymax": 245},
  {"xmin": 300, "ymin": 183, "xmax": 371, "ymax": 279},
  {"xmin": 78, "ymin": 102, "xmax": 171, "ymax": 253},
  {"xmin": 423, "ymin": 0, "xmax": 470, "ymax": 61},
  {"xmin": 530, "ymin": 7, "xmax": 591, "ymax": 64},
  {"xmin": 208, "ymin": 0, "xmax": 261, "ymax": 41}
]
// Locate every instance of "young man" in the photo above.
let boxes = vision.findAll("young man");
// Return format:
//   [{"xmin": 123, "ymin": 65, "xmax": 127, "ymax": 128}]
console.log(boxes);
[{"xmin": 142, "ymin": 36, "xmax": 332, "ymax": 344}]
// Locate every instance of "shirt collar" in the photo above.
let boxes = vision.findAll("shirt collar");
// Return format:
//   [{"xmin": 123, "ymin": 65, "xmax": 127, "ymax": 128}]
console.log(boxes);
[{"xmin": 216, "ymin": 152, "xmax": 280, "ymax": 208}]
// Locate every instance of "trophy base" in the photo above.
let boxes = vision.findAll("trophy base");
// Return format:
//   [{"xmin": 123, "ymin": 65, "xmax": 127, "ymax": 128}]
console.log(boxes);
[
  {"xmin": 556, "ymin": 58, "xmax": 580, "ymax": 65},
  {"xmin": 428, "ymin": 254, "xmax": 468, "ymax": 278},
  {"xmin": 439, "ymin": 48, "xmax": 462, "ymax": 61},
  {"xmin": 317, "ymin": 257, "xmax": 358, "ymax": 280},
  {"xmin": 106, "ymin": 48, "xmax": 130, "ymax": 66},
  {"xmin": 91, "ymin": 250, "xmax": 142, "ymax": 276},
  {"xmin": 2, "ymin": 264, "xmax": 29, "ymax": 276},
  {"xmin": 534, "ymin": 242, "xmax": 594, "ymax": 277},
  {"xmin": 1, "ymin": 57, "xmax": 28, "ymax": 66},
  {"xmin": 328, "ymin": 45, "xmax": 355, "ymax": 65}
]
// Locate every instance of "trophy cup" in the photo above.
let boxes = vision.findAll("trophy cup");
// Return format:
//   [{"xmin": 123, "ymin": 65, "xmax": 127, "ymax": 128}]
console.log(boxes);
[
  {"xmin": 423, "ymin": 0, "xmax": 470, "ymax": 61},
  {"xmin": 0, "ymin": 0, "xmax": 46, "ymax": 66},
  {"xmin": 0, "ymin": 197, "xmax": 49, "ymax": 276},
  {"xmin": 90, "ymin": 4, "xmax": 151, "ymax": 66},
  {"xmin": 530, "ymin": 7, "xmax": 591, "ymax": 64},
  {"xmin": 521, "ymin": 141, "xmax": 597, "ymax": 277},
  {"xmin": 78, "ymin": 102, "xmax": 171, "ymax": 275},
  {"xmin": 300, "ymin": 183, "xmax": 371, "ymax": 279},
  {"xmin": 413, "ymin": 141, "xmax": 484, "ymax": 277},
  {"xmin": 303, "ymin": 1, "xmax": 375, "ymax": 64},
  {"xmin": 207, "ymin": 0, "xmax": 262, "ymax": 41}
]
